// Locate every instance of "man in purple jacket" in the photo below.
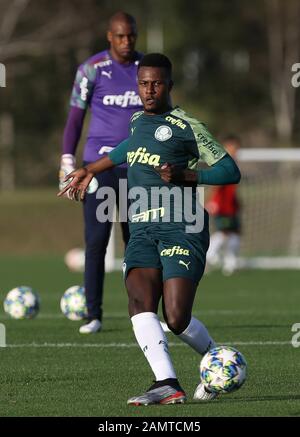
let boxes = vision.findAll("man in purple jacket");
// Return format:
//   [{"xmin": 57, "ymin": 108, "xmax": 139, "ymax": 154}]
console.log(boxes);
[{"xmin": 59, "ymin": 11, "xmax": 143, "ymax": 333}]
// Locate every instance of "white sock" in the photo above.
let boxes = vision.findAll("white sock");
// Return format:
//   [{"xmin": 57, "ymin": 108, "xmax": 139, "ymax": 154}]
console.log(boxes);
[
  {"xmin": 131, "ymin": 312, "xmax": 177, "ymax": 381},
  {"xmin": 206, "ymin": 231, "xmax": 226, "ymax": 266},
  {"xmin": 178, "ymin": 317, "xmax": 216, "ymax": 355},
  {"xmin": 225, "ymin": 233, "xmax": 240, "ymax": 256},
  {"xmin": 223, "ymin": 233, "xmax": 240, "ymax": 272}
]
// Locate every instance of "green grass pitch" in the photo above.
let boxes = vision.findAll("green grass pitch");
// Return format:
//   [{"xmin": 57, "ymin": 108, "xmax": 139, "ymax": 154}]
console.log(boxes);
[{"xmin": 0, "ymin": 255, "xmax": 299, "ymax": 417}]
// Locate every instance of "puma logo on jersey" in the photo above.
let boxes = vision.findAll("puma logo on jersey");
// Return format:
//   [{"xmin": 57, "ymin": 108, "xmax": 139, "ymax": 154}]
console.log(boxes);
[
  {"xmin": 179, "ymin": 260, "xmax": 191, "ymax": 270},
  {"xmin": 101, "ymin": 70, "xmax": 112, "ymax": 79},
  {"xmin": 127, "ymin": 147, "xmax": 160, "ymax": 167},
  {"xmin": 160, "ymin": 246, "xmax": 190, "ymax": 257}
]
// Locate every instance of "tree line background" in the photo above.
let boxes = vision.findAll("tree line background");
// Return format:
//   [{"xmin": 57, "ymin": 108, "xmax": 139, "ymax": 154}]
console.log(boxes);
[{"xmin": 0, "ymin": 0, "xmax": 299, "ymax": 189}]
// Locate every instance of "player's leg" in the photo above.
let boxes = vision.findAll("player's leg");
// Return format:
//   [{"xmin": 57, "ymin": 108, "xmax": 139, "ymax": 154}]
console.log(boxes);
[
  {"xmin": 206, "ymin": 215, "xmax": 233, "ymax": 270},
  {"xmin": 80, "ymin": 168, "xmax": 116, "ymax": 334},
  {"xmin": 115, "ymin": 167, "xmax": 130, "ymax": 247},
  {"xmin": 162, "ymin": 277, "xmax": 216, "ymax": 354},
  {"xmin": 222, "ymin": 220, "xmax": 241, "ymax": 275},
  {"xmin": 206, "ymin": 230, "xmax": 226, "ymax": 268},
  {"xmin": 126, "ymin": 268, "xmax": 186, "ymax": 405},
  {"xmin": 158, "ymin": 223, "xmax": 215, "ymax": 352},
  {"xmin": 223, "ymin": 233, "xmax": 240, "ymax": 275},
  {"xmin": 126, "ymin": 267, "xmax": 162, "ymax": 316},
  {"xmin": 124, "ymin": 233, "xmax": 186, "ymax": 405},
  {"xmin": 162, "ymin": 277, "xmax": 217, "ymax": 401},
  {"xmin": 127, "ymin": 269, "xmax": 175, "ymax": 382},
  {"xmin": 158, "ymin": 224, "xmax": 217, "ymax": 400}
]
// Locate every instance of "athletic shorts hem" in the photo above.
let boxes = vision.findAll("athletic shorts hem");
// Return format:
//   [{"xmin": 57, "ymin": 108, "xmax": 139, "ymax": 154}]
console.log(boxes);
[
  {"xmin": 162, "ymin": 272, "xmax": 201, "ymax": 285},
  {"xmin": 123, "ymin": 263, "xmax": 162, "ymax": 281}
]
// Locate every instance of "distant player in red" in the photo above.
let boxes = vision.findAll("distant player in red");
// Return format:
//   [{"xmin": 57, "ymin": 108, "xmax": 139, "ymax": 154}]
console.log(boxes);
[{"xmin": 206, "ymin": 135, "xmax": 241, "ymax": 275}]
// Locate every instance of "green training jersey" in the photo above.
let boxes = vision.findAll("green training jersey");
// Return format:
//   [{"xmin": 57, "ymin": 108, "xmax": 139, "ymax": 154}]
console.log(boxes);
[{"xmin": 109, "ymin": 106, "xmax": 226, "ymax": 231}]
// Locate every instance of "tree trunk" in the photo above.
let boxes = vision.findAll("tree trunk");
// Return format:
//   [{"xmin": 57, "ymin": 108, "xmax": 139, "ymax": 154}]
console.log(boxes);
[
  {"xmin": 0, "ymin": 113, "xmax": 15, "ymax": 191},
  {"xmin": 265, "ymin": 0, "xmax": 300, "ymax": 143}
]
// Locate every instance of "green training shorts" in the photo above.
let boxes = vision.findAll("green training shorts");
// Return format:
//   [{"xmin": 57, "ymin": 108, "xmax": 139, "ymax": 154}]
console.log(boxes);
[{"xmin": 123, "ymin": 223, "xmax": 209, "ymax": 285}]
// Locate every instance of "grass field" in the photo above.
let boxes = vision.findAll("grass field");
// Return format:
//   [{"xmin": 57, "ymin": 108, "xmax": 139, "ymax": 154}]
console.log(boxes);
[{"xmin": 0, "ymin": 255, "xmax": 299, "ymax": 417}]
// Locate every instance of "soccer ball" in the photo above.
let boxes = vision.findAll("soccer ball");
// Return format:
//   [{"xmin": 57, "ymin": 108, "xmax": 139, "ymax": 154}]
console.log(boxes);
[
  {"xmin": 64, "ymin": 248, "xmax": 85, "ymax": 273},
  {"xmin": 200, "ymin": 346, "xmax": 247, "ymax": 394},
  {"xmin": 3, "ymin": 286, "xmax": 40, "ymax": 319},
  {"xmin": 60, "ymin": 285, "xmax": 87, "ymax": 321}
]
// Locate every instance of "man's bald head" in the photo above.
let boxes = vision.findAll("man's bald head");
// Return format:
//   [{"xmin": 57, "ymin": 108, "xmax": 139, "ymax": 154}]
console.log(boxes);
[
  {"xmin": 108, "ymin": 12, "xmax": 137, "ymax": 32},
  {"xmin": 107, "ymin": 12, "xmax": 138, "ymax": 64}
]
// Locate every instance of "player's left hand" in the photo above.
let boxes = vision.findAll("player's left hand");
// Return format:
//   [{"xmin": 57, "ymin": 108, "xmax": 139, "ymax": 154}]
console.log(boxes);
[{"xmin": 155, "ymin": 163, "xmax": 197, "ymax": 185}]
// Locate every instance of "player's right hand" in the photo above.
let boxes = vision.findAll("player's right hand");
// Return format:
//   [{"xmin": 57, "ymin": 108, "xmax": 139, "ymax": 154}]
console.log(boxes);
[
  {"xmin": 59, "ymin": 154, "xmax": 76, "ymax": 200},
  {"xmin": 57, "ymin": 167, "xmax": 94, "ymax": 201},
  {"xmin": 155, "ymin": 163, "xmax": 197, "ymax": 185}
]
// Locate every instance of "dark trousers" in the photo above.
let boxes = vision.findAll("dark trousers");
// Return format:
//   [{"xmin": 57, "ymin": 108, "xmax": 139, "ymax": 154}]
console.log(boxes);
[{"xmin": 83, "ymin": 165, "xmax": 129, "ymax": 321}]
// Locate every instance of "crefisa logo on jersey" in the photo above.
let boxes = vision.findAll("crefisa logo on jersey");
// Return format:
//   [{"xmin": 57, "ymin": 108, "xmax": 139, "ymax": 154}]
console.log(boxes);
[
  {"xmin": 155, "ymin": 125, "xmax": 173, "ymax": 142},
  {"xmin": 103, "ymin": 91, "xmax": 141, "ymax": 107}
]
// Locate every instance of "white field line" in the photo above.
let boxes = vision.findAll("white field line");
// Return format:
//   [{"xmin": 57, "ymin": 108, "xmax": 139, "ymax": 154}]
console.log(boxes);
[
  {"xmin": 1, "ymin": 309, "xmax": 299, "ymax": 320},
  {"xmin": 4, "ymin": 340, "xmax": 293, "ymax": 348}
]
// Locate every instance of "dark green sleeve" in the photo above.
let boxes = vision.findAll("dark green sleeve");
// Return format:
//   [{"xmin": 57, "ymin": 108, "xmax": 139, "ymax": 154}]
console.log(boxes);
[
  {"xmin": 108, "ymin": 139, "xmax": 129, "ymax": 165},
  {"xmin": 197, "ymin": 154, "xmax": 241, "ymax": 185}
]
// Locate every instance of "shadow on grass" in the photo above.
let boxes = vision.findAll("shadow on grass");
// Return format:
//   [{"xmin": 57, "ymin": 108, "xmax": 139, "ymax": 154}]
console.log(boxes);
[
  {"xmin": 210, "ymin": 324, "xmax": 292, "ymax": 329},
  {"xmin": 192, "ymin": 394, "xmax": 300, "ymax": 404}
]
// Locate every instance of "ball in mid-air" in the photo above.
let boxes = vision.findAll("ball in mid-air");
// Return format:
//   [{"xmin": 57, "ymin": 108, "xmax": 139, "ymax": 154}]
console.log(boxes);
[{"xmin": 64, "ymin": 248, "xmax": 85, "ymax": 273}]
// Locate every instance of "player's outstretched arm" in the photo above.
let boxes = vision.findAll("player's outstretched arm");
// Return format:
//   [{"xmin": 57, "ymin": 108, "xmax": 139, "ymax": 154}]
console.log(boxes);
[
  {"xmin": 57, "ymin": 138, "xmax": 129, "ymax": 200},
  {"xmin": 57, "ymin": 156, "xmax": 115, "ymax": 201}
]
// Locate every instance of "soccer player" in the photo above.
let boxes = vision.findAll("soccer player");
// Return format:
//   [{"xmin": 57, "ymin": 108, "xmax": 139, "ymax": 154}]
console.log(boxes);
[
  {"xmin": 59, "ymin": 12, "xmax": 143, "ymax": 334},
  {"xmin": 58, "ymin": 54, "xmax": 241, "ymax": 405},
  {"xmin": 205, "ymin": 135, "xmax": 241, "ymax": 275}
]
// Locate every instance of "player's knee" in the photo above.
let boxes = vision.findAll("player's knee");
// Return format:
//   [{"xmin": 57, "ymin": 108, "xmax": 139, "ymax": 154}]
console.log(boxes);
[
  {"xmin": 127, "ymin": 289, "xmax": 159, "ymax": 316},
  {"xmin": 128, "ymin": 295, "xmax": 147, "ymax": 315},
  {"xmin": 128, "ymin": 299, "xmax": 157, "ymax": 317},
  {"xmin": 164, "ymin": 314, "xmax": 189, "ymax": 335}
]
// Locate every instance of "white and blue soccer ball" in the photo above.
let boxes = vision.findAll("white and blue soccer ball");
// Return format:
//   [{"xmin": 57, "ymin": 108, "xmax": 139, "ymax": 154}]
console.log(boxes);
[
  {"xmin": 3, "ymin": 286, "xmax": 40, "ymax": 319},
  {"xmin": 200, "ymin": 346, "xmax": 247, "ymax": 393},
  {"xmin": 60, "ymin": 285, "xmax": 87, "ymax": 321}
]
